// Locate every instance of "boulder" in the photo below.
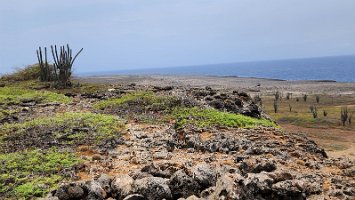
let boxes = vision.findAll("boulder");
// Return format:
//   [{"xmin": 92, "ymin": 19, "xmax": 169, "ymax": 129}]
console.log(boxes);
[
  {"xmin": 54, "ymin": 183, "xmax": 85, "ymax": 200},
  {"xmin": 169, "ymin": 170, "xmax": 200, "ymax": 198},
  {"xmin": 111, "ymin": 174, "xmax": 135, "ymax": 199},
  {"xmin": 134, "ymin": 177, "xmax": 172, "ymax": 200},
  {"xmin": 191, "ymin": 164, "xmax": 216, "ymax": 188},
  {"xmin": 97, "ymin": 174, "xmax": 112, "ymax": 195}
]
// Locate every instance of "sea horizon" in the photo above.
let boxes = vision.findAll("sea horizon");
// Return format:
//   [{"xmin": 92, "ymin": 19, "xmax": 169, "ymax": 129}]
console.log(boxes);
[{"xmin": 77, "ymin": 55, "xmax": 355, "ymax": 82}]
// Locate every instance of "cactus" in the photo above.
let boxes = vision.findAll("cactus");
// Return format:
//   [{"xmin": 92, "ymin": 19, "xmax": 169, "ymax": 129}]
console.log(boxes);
[
  {"xmin": 323, "ymin": 110, "xmax": 328, "ymax": 117},
  {"xmin": 36, "ymin": 44, "xmax": 83, "ymax": 88},
  {"xmin": 286, "ymin": 93, "xmax": 292, "ymax": 100},
  {"xmin": 275, "ymin": 91, "xmax": 281, "ymax": 101},
  {"xmin": 51, "ymin": 45, "xmax": 83, "ymax": 88},
  {"xmin": 273, "ymin": 100, "xmax": 279, "ymax": 113},
  {"xmin": 310, "ymin": 105, "xmax": 318, "ymax": 118},
  {"xmin": 341, "ymin": 107, "xmax": 348, "ymax": 126},
  {"xmin": 316, "ymin": 95, "xmax": 320, "ymax": 103},
  {"xmin": 36, "ymin": 47, "xmax": 56, "ymax": 82}
]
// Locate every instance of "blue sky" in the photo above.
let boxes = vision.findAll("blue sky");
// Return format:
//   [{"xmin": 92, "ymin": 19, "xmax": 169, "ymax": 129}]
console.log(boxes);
[{"xmin": 1, "ymin": 0, "xmax": 355, "ymax": 73}]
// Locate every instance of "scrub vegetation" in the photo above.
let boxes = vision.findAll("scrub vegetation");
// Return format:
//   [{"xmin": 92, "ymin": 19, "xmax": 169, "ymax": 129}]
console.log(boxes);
[
  {"xmin": 0, "ymin": 86, "xmax": 71, "ymax": 105},
  {"xmin": 0, "ymin": 112, "xmax": 125, "ymax": 152},
  {"xmin": 0, "ymin": 148, "xmax": 81, "ymax": 199},
  {"xmin": 173, "ymin": 107, "xmax": 277, "ymax": 129}
]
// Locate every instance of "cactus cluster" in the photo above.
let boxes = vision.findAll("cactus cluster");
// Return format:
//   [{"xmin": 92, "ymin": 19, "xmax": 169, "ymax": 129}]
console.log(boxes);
[{"xmin": 36, "ymin": 44, "xmax": 83, "ymax": 88}]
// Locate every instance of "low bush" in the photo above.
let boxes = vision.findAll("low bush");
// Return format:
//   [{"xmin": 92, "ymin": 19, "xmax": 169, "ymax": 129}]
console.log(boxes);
[
  {"xmin": 0, "ymin": 86, "xmax": 71, "ymax": 105},
  {"xmin": 0, "ymin": 148, "xmax": 81, "ymax": 199},
  {"xmin": 0, "ymin": 64, "xmax": 41, "ymax": 82},
  {"xmin": 173, "ymin": 107, "xmax": 277, "ymax": 129},
  {"xmin": 0, "ymin": 112, "xmax": 125, "ymax": 152}
]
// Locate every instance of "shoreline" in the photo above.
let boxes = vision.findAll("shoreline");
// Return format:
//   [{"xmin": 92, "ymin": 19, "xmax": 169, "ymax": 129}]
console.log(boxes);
[
  {"xmin": 77, "ymin": 74, "xmax": 355, "ymax": 95},
  {"xmin": 77, "ymin": 73, "xmax": 349, "ymax": 83}
]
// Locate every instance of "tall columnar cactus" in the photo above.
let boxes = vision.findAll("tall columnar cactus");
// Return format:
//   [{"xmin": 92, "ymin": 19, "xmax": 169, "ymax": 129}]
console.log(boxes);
[
  {"xmin": 341, "ymin": 107, "xmax": 348, "ymax": 126},
  {"xmin": 51, "ymin": 45, "xmax": 83, "ymax": 87},
  {"xmin": 36, "ymin": 44, "xmax": 83, "ymax": 88},
  {"xmin": 36, "ymin": 47, "xmax": 55, "ymax": 82}
]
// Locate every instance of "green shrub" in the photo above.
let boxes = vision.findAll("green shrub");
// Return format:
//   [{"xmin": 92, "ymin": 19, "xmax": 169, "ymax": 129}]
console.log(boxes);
[
  {"xmin": 0, "ymin": 148, "xmax": 81, "ymax": 199},
  {"xmin": 94, "ymin": 91, "xmax": 179, "ymax": 111},
  {"xmin": 173, "ymin": 107, "xmax": 277, "ymax": 129},
  {"xmin": 0, "ymin": 112, "xmax": 125, "ymax": 151},
  {"xmin": 0, "ymin": 64, "xmax": 41, "ymax": 82},
  {"xmin": 0, "ymin": 86, "xmax": 71, "ymax": 105}
]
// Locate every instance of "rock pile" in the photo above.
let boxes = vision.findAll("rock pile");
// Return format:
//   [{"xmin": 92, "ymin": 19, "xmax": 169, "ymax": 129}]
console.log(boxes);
[{"xmin": 42, "ymin": 124, "xmax": 354, "ymax": 200}]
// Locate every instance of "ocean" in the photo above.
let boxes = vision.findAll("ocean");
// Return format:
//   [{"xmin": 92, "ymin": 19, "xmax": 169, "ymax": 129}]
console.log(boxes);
[{"xmin": 81, "ymin": 55, "xmax": 355, "ymax": 82}]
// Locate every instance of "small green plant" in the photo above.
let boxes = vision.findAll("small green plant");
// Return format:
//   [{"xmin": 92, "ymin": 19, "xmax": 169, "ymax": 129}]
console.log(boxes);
[
  {"xmin": 173, "ymin": 107, "xmax": 276, "ymax": 129},
  {"xmin": 303, "ymin": 94, "xmax": 308, "ymax": 102},
  {"xmin": 340, "ymin": 107, "xmax": 348, "ymax": 126},
  {"xmin": 0, "ymin": 86, "xmax": 71, "ymax": 105},
  {"xmin": 0, "ymin": 112, "xmax": 125, "ymax": 151},
  {"xmin": 316, "ymin": 95, "xmax": 320, "ymax": 103},
  {"xmin": 309, "ymin": 105, "xmax": 318, "ymax": 118},
  {"xmin": 273, "ymin": 100, "xmax": 279, "ymax": 113},
  {"xmin": 0, "ymin": 148, "xmax": 81, "ymax": 199},
  {"xmin": 0, "ymin": 64, "xmax": 41, "ymax": 82}
]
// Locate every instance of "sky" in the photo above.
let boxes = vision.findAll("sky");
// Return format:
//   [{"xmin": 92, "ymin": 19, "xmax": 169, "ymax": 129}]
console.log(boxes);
[{"xmin": 1, "ymin": 0, "xmax": 355, "ymax": 74}]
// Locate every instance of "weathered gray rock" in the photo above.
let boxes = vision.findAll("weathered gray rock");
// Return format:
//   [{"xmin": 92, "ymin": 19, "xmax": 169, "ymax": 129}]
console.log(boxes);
[
  {"xmin": 122, "ymin": 194, "xmax": 146, "ymax": 200},
  {"xmin": 272, "ymin": 180, "xmax": 305, "ymax": 199},
  {"xmin": 210, "ymin": 173, "xmax": 244, "ymax": 199},
  {"xmin": 54, "ymin": 183, "xmax": 85, "ymax": 200},
  {"xmin": 169, "ymin": 170, "xmax": 201, "ymax": 198},
  {"xmin": 111, "ymin": 174, "xmax": 134, "ymax": 199},
  {"xmin": 134, "ymin": 177, "xmax": 172, "ymax": 200},
  {"xmin": 243, "ymin": 173, "xmax": 274, "ymax": 198},
  {"xmin": 85, "ymin": 180, "xmax": 107, "ymax": 200},
  {"xmin": 185, "ymin": 195, "xmax": 200, "ymax": 200},
  {"xmin": 191, "ymin": 164, "xmax": 216, "ymax": 188},
  {"xmin": 97, "ymin": 174, "xmax": 112, "ymax": 195}
]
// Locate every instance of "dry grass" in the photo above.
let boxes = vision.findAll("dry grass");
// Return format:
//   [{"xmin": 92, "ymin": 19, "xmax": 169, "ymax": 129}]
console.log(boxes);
[{"xmin": 263, "ymin": 94, "xmax": 355, "ymax": 129}]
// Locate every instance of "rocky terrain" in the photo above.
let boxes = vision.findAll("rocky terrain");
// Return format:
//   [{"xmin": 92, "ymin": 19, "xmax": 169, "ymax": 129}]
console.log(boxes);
[{"xmin": 1, "ymin": 82, "xmax": 354, "ymax": 200}]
